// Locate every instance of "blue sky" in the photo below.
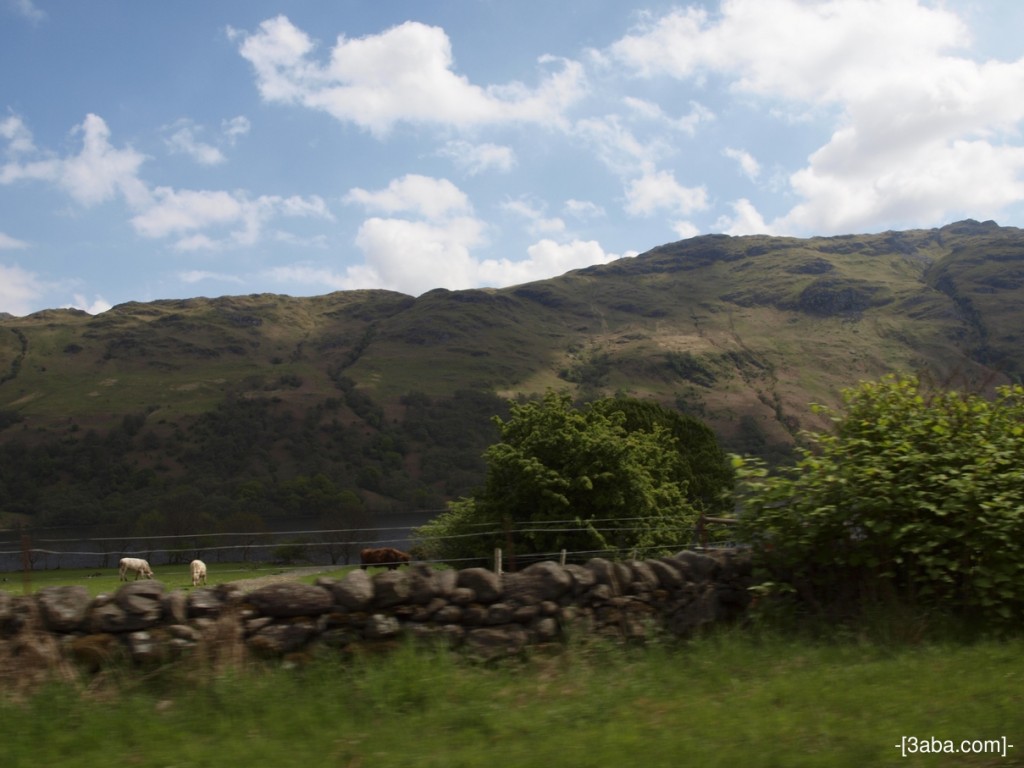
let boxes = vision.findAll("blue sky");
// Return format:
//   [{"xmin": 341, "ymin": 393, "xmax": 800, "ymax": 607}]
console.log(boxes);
[{"xmin": 2, "ymin": 0, "xmax": 1024, "ymax": 316}]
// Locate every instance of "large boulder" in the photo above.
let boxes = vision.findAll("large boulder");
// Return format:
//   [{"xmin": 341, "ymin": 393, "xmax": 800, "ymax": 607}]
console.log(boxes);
[
  {"xmin": 327, "ymin": 569, "xmax": 374, "ymax": 610},
  {"xmin": 90, "ymin": 581, "xmax": 165, "ymax": 632},
  {"xmin": 247, "ymin": 618, "xmax": 319, "ymax": 655},
  {"xmin": 504, "ymin": 561, "xmax": 573, "ymax": 604},
  {"xmin": 584, "ymin": 558, "xmax": 625, "ymax": 595},
  {"xmin": 36, "ymin": 586, "xmax": 90, "ymax": 632},
  {"xmin": 187, "ymin": 587, "xmax": 226, "ymax": 619},
  {"xmin": 673, "ymin": 550, "xmax": 720, "ymax": 580},
  {"xmin": 246, "ymin": 583, "xmax": 333, "ymax": 618},
  {"xmin": 456, "ymin": 568, "xmax": 502, "ymax": 603},
  {"xmin": 372, "ymin": 570, "xmax": 412, "ymax": 608}
]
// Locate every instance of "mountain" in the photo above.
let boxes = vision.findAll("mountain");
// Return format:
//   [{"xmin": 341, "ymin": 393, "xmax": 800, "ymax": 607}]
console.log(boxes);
[{"xmin": 1, "ymin": 219, "xmax": 1021, "ymax": 527}]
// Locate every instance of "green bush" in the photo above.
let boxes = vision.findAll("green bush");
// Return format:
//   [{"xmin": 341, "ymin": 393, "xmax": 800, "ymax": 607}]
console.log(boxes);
[
  {"xmin": 415, "ymin": 392, "xmax": 730, "ymax": 565},
  {"xmin": 735, "ymin": 374, "xmax": 1024, "ymax": 629}
]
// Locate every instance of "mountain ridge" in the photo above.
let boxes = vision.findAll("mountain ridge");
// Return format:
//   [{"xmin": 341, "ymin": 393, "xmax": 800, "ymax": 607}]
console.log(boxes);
[{"xmin": 1, "ymin": 219, "xmax": 1022, "ymax": 525}]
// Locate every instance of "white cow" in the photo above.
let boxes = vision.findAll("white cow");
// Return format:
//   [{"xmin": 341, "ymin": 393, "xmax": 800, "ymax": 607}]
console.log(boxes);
[
  {"xmin": 119, "ymin": 557, "xmax": 154, "ymax": 581},
  {"xmin": 190, "ymin": 559, "xmax": 207, "ymax": 587}
]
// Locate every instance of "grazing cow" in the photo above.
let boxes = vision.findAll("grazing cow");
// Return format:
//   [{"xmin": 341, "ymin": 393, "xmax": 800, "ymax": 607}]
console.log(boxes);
[
  {"xmin": 119, "ymin": 557, "xmax": 154, "ymax": 581},
  {"xmin": 190, "ymin": 559, "xmax": 207, "ymax": 587},
  {"xmin": 360, "ymin": 547, "xmax": 411, "ymax": 571}
]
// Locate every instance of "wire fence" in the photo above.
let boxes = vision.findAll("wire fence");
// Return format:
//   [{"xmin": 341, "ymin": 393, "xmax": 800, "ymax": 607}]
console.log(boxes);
[{"xmin": 0, "ymin": 514, "xmax": 743, "ymax": 573}]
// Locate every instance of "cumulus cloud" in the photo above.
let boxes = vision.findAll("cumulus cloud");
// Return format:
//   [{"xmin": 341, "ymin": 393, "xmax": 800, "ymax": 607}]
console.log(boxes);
[
  {"xmin": 222, "ymin": 116, "xmax": 251, "ymax": 142},
  {"xmin": 165, "ymin": 116, "xmax": 251, "ymax": 166},
  {"xmin": 344, "ymin": 174, "xmax": 471, "ymax": 219},
  {"xmin": 437, "ymin": 140, "xmax": 516, "ymax": 175},
  {"xmin": 502, "ymin": 197, "xmax": 566, "ymax": 236},
  {"xmin": 564, "ymin": 199, "xmax": 605, "ymax": 219},
  {"xmin": 609, "ymin": 0, "xmax": 1024, "ymax": 234},
  {"xmin": 0, "ymin": 114, "xmax": 37, "ymax": 155},
  {"xmin": 165, "ymin": 120, "xmax": 226, "ymax": 166},
  {"xmin": 0, "ymin": 231, "xmax": 28, "ymax": 249},
  {"xmin": 350, "ymin": 216, "xmax": 486, "ymax": 295},
  {"xmin": 66, "ymin": 294, "xmax": 112, "ymax": 315},
  {"xmin": 723, "ymin": 147, "xmax": 761, "ymax": 181},
  {"xmin": 233, "ymin": 16, "xmax": 586, "ymax": 136},
  {"xmin": 0, "ymin": 263, "xmax": 44, "ymax": 316},
  {"xmin": 478, "ymin": 239, "xmax": 635, "ymax": 287},
  {"xmin": 572, "ymin": 114, "xmax": 674, "ymax": 177},
  {"xmin": 61, "ymin": 114, "xmax": 149, "ymax": 207},
  {"xmin": 622, "ymin": 96, "xmax": 714, "ymax": 135},
  {"xmin": 714, "ymin": 198, "xmax": 773, "ymax": 236},
  {"xmin": 624, "ymin": 168, "xmax": 708, "ymax": 217},
  {"xmin": 336, "ymin": 173, "xmax": 634, "ymax": 295},
  {"xmin": 672, "ymin": 221, "xmax": 701, "ymax": 240},
  {"xmin": 0, "ymin": 114, "xmax": 148, "ymax": 207},
  {"xmin": 131, "ymin": 187, "xmax": 333, "ymax": 250}
]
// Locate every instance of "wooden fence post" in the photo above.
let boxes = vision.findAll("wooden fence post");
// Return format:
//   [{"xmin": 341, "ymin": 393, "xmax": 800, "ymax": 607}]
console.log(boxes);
[
  {"xmin": 21, "ymin": 534, "xmax": 31, "ymax": 595},
  {"xmin": 559, "ymin": 549, "xmax": 567, "ymax": 566},
  {"xmin": 494, "ymin": 547, "xmax": 503, "ymax": 575}
]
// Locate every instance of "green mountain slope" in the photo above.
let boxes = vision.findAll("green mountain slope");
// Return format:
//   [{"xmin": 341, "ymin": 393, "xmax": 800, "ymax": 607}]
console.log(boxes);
[{"xmin": 0, "ymin": 219, "xmax": 1020, "ymax": 527}]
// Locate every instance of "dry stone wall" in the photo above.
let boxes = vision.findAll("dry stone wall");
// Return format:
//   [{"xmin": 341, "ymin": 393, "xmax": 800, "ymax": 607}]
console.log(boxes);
[{"xmin": 0, "ymin": 550, "xmax": 752, "ymax": 673}]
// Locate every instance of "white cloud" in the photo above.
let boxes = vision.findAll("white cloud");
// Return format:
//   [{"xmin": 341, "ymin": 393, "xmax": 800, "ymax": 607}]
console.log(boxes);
[
  {"xmin": 222, "ymin": 116, "xmax": 251, "ymax": 142},
  {"xmin": 165, "ymin": 121, "xmax": 224, "ymax": 166},
  {"xmin": 779, "ymin": 138, "xmax": 1024, "ymax": 233},
  {"xmin": 623, "ymin": 96, "xmax": 714, "ymax": 135},
  {"xmin": 234, "ymin": 16, "xmax": 586, "ymax": 136},
  {"xmin": 714, "ymin": 198, "xmax": 773, "ymax": 236},
  {"xmin": 624, "ymin": 168, "xmax": 708, "ymax": 217},
  {"xmin": 0, "ymin": 114, "xmax": 144, "ymax": 205},
  {"xmin": 572, "ymin": 114, "xmax": 673, "ymax": 177},
  {"xmin": 610, "ymin": 0, "xmax": 969, "ymax": 101},
  {"xmin": 344, "ymin": 174, "xmax": 470, "ymax": 220},
  {"xmin": 0, "ymin": 114, "xmax": 147, "ymax": 207},
  {"xmin": 609, "ymin": 0, "xmax": 1024, "ymax": 234},
  {"xmin": 179, "ymin": 270, "xmax": 245, "ymax": 285},
  {"xmin": 564, "ymin": 199, "xmax": 605, "ymax": 219},
  {"xmin": 66, "ymin": 294, "xmax": 112, "ymax": 315},
  {"xmin": 672, "ymin": 221, "xmax": 701, "ymax": 239},
  {"xmin": 723, "ymin": 147, "xmax": 761, "ymax": 181},
  {"xmin": 131, "ymin": 188, "xmax": 242, "ymax": 239},
  {"xmin": 437, "ymin": 140, "xmax": 516, "ymax": 175},
  {"xmin": 60, "ymin": 114, "xmax": 149, "ymax": 208},
  {"xmin": 8, "ymin": 0, "xmax": 45, "ymax": 23},
  {"xmin": 131, "ymin": 187, "xmax": 332, "ymax": 250},
  {"xmin": 165, "ymin": 116, "xmax": 251, "ymax": 166},
  {"xmin": 0, "ymin": 114, "xmax": 37, "ymax": 155},
  {"xmin": 0, "ymin": 231, "xmax": 28, "ymax": 249},
  {"xmin": 0, "ymin": 263, "xmax": 44, "ymax": 316},
  {"xmin": 349, "ymin": 216, "xmax": 486, "ymax": 295},
  {"xmin": 478, "ymin": 239, "xmax": 635, "ymax": 287},
  {"xmin": 502, "ymin": 197, "xmax": 565, "ymax": 236},
  {"xmin": 165, "ymin": 120, "xmax": 226, "ymax": 166}
]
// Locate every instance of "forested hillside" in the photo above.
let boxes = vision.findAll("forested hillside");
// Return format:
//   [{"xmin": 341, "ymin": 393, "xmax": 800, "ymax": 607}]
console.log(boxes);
[{"xmin": 1, "ymin": 219, "xmax": 1021, "ymax": 534}]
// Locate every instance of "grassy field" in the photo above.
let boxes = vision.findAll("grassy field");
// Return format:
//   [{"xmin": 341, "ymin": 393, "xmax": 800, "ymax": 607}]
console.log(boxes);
[
  {"xmin": 3, "ymin": 565, "xmax": 1022, "ymax": 766},
  {"xmin": 2, "ymin": 628, "xmax": 1022, "ymax": 767},
  {"xmin": 3, "ymin": 563, "xmax": 354, "ymax": 596}
]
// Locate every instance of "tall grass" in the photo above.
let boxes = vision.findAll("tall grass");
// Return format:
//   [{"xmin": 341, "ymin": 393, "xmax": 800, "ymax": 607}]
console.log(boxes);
[{"xmin": 3, "ymin": 629, "xmax": 1022, "ymax": 767}]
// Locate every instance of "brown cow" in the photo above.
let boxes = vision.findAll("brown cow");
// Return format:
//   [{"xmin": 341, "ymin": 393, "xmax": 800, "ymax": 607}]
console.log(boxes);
[{"xmin": 360, "ymin": 547, "xmax": 411, "ymax": 570}]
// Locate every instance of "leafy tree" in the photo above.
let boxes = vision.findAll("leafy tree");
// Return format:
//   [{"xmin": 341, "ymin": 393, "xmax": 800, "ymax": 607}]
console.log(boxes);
[
  {"xmin": 415, "ymin": 392, "xmax": 727, "ymax": 566},
  {"xmin": 735, "ymin": 374, "xmax": 1024, "ymax": 628},
  {"xmin": 590, "ymin": 397, "xmax": 733, "ymax": 512}
]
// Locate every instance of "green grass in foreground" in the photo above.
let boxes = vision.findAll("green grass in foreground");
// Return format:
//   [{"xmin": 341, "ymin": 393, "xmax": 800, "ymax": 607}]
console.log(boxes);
[{"xmin": 2, "ymin": 630, "xmax": 1022, "ymax": 768}]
